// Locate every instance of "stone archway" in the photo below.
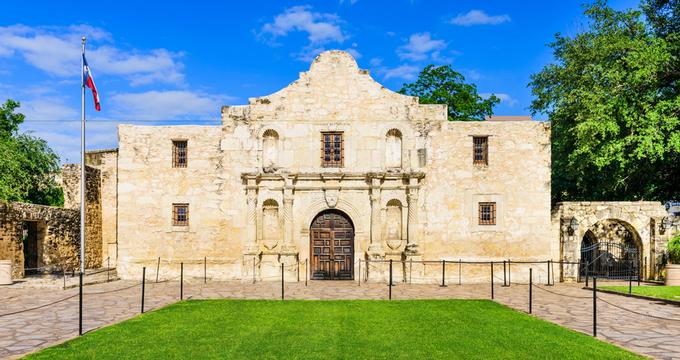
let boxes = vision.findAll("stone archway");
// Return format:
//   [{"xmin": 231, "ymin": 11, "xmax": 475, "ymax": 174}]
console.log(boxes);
[
  {"xmin": 309, "ymin": 209, "xmax": 355, "ymax": 280},
  {"xmin": 579, "ymin": 219, "xmax": 642, "ymax": 278}
]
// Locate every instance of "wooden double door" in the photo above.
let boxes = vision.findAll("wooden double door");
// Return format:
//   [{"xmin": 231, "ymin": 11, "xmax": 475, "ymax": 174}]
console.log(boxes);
[{"xmin": 310, "ymin": 210, "xmax": 354, "ymax": 280}]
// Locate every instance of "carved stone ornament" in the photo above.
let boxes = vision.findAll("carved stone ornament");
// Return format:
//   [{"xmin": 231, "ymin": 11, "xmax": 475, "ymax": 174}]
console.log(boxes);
[{"xmin": 324, "ymin": 189, "xmax": 339, "ymax": 208}]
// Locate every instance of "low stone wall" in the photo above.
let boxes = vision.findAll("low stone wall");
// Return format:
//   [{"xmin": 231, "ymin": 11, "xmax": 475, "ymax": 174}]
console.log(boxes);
[{"xmin": 0, "ymin": 201, "xmax": 102, "ymax": 278}]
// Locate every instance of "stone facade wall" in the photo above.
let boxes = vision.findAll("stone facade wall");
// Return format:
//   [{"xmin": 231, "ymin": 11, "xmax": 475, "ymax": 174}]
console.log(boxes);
[
  {"xmin": 114, "ymin": 50, "xmax": 553, "ymax": 283},
  {"xmin": 0, "ymin": 201, "xmax": 101, "ymax": 278},
  {"xmin": 86, "ymin": 149, "xmax": 118, "ymax": 265}
]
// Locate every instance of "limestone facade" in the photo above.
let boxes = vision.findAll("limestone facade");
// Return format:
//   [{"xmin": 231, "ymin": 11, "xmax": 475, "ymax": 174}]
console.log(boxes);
[{"xmin": 113, "ymin": 51, "xmax": 554, "ymax": 283}]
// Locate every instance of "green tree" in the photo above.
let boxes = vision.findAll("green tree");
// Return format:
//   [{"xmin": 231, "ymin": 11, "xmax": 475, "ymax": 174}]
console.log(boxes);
[
  {"xmin": 530, "ymin": 1, "xmax": 680, "ymax": 202},
  {"xmin": 0, "ymin": 99, "xmax": 63, "ymax": 206},
  {"xmin": 399, "ymin": 65, "xmax": 500, "ymax": 121}
]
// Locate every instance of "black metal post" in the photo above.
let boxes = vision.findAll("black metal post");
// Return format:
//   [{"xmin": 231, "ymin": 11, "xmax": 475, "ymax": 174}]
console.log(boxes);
[
  {"xmin": 458, "ymin": 259, "xmax": 462, "ymax": 285},
  {"xmin": 297, "ymin": 260, "xmax": 300, "ymax": 283},
  {"xmin": 141, "ymin": 267, "xmax": 146, "ymax": 313},
  {"xmin": 305, "ymin": 259, "xmax": 308, "ymax": 286},
  {"xmin": 107, "ymin": 257, "xmax": 110, "ymax": 282},
  {"xmin": 389, "ymin": 259, "xmax": 393, "ymax": 300},
  {"xmin": 490, "ymin": 261, "xmax": 494, "ymax": 299},
  {"xmin": 529, "ymin": 268, "xmax": 533, "ymax": 314},
  {"xmin": 156, "ymin": 257, "xmax": 160, "ymax": 283},
  {"xmin": 629, "ymin": 273, "xmax": 632, "ymax": 294},
  {"xmin": 503, "ymin": 260, "xmax": 507, "ymax": 287},
  {"xmin": 585, "ymin": 265, "xmax": 589, "ymax": 288},
  {"xmin": 577, "ymin": 259, "xmax": 582, "ymax": 283},
  {"xmin": 508, "ymin": 259, "xmax": 511, "ymax": 287},
  {"xmin": 409, "ymin": 258, "xmax": 413, "ymax": 284},
  {"xmin": 180, "ymin": 262, "xmax": 184, "ymax": 300},
  {"xmin": 440, "ymin": 260, "xmax": 446, "ymax": 287},
  {"xmin": 63, "ymin": 269, "xmax": 66, "ymax": 290},
  {"xmin": 593, "ymin": 276, "xmax": 597, "ymax": 337},
  {"xmin": 204, "ymin": 257, "xmax": 207, "ymax": 284},
  {"xmin": 281, "ymin": 263, "xmax": 285, "ymax": 300},
  {"xmin": 78, "ymin": 271, "xmax": 83, "ymax": 335}
]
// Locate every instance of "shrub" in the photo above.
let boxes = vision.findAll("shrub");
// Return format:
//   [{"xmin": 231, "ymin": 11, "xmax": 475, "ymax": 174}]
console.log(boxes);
[{"xmin": 668, "ymin": 234, "xmax": 680, "ymax": 264}]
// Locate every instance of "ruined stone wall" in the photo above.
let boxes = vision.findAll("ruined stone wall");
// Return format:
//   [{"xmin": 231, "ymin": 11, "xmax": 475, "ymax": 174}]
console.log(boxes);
[
  {"xmin": 86, "ymin": 150, "xmax": 118, "ymax": 265},
  {"xmin": 60, "ymin": 164, "xmax": 103, "ymax": 268},
  {"xmin": 0, "ymin": 201, "xmax": 101, "ymax": 277}
]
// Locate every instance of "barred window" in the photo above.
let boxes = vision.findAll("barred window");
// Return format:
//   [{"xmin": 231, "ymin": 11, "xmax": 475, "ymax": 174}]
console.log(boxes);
[
  {"xmin": 173, "ymin": 140, "xmax": 187, "ymax": 168},
  {"xmin": 321, "ymin": 132, "xmax": 343, "ymax": 167},
  {"xmin": 478, "ymin": 202, "xmax": 496, "ymax": 225},
  {"xmin": 473, "ymin": 136, "xmax": 488, "ymax": 165},
  {"xmin": 173, "ymin": 204, "xmax": 189, "ymax": 226}
]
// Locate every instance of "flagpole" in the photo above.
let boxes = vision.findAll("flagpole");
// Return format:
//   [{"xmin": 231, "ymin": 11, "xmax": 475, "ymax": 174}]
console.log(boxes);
[{"xmin": 80, "ymin": 36, "xmax": 86, "ymax": 275}]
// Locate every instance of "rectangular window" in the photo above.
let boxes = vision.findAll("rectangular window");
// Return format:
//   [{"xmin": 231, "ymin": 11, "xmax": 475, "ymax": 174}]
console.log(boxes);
[
  {"xmin": 321, "ymin": 132, "xmax": 343, "ymax": 167},
  {"xmin": 478, "ymin": 202, "xmax": 496, "ymax": 225},
  {"xmin": 473, "ymin": 136, "xmax": 488, "ymax": 165},
  {"xmin": 172, "ymin": 203, "xmax": 189, "ymax": 226},
  {"xmin": 173, "ymin": 140, "xmax": 188, "ymax": 168}
]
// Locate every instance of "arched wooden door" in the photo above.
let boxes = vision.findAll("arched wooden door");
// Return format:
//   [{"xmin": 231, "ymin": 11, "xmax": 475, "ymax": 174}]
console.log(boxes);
[{"xmin": 310, "ymin": 210, "xmax": 354, "ymax": 280}]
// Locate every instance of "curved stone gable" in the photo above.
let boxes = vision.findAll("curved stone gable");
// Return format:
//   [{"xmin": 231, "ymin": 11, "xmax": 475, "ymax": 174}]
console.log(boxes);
[{"xmin": 222, "ymin": 50, "xmax": 446, "ymax": 123}]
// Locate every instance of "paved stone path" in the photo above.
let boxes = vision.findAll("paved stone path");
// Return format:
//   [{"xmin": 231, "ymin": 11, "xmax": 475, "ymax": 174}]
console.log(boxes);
[{"xmin": 1, "ymin": 278, "xmax": 679, "ymax": 359}]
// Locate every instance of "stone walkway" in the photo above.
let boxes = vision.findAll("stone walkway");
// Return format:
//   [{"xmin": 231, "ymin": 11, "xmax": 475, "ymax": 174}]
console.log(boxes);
[{"xmin": 1, "ymin": 278, "xmax": 680, "ymax": 359}]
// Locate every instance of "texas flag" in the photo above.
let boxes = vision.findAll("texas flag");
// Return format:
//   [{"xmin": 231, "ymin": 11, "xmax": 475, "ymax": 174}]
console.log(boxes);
[{"xmin": 82, "ymin": 54, "xmax": 101, "ymax": 111}]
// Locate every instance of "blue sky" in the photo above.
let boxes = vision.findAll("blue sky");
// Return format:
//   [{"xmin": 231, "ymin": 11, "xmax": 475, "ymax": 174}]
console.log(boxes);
[{"xmin": 1, "ymin": 0, "xmax": 639, "ymax": 163}]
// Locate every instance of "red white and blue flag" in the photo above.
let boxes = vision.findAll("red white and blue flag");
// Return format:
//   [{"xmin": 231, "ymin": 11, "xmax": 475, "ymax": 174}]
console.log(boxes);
[{"xmin": 82, "ymin": 54, "xmax": 100, "ymax": 111}]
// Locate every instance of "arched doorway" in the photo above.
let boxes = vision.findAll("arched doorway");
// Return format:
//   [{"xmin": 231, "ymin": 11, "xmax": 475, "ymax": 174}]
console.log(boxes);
[
  {"xmin": 310, "ymin": 209, "xmax": 354, "ymax": 280},
  {"xmin": 579, "ymin": 219, "xmax": 641, "ymax": 279}
]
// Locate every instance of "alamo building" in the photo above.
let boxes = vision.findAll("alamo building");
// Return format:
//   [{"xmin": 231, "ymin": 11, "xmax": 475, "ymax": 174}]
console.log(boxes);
[{"xmin": 2, "ymin": 50, "xmax": 675, "ymax": 283}]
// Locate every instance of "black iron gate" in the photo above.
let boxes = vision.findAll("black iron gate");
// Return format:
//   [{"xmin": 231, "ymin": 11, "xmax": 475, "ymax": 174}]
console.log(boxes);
[{"xmin": 580, "ymin": 242, "xmax": 639, "ymax": 279}]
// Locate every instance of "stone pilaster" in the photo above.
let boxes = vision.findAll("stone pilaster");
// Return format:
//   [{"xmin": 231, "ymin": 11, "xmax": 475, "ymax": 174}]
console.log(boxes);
[
  {"xmin": 367, "ymin": 176, "xmax": 384, "ymax": 257},
  {"xmin": 281, "ymin": 175, "xmax": 297, "ymax": 253},
  {"xmin": 244, "ymin": 177, "xmax": 259, "ymax": 254}
]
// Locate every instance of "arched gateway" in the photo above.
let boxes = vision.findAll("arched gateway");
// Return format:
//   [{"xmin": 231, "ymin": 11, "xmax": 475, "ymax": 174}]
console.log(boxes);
[{"xmin": 310, "ymin": 210, "xmax": 355, "ymax": 280}]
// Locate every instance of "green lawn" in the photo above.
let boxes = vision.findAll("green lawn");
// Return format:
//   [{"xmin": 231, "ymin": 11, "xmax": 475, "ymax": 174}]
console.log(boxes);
[
  {"xmin": 27, "ymin": 300, "xmax": 640, "ymax": 359},
  {"xmin": 600, "ymin": 285, "xmax": 680, "ymax": 301}
]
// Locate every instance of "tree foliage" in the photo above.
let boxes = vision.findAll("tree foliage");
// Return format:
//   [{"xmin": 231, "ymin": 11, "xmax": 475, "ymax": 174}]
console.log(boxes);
[
  {"xmin": 399, "ymin": 65, "xmax": 500, "ymax": 121},
  {"xmin": 0, "ymin": 99, "xmax": 63, "ymax": 206},
  {"xmin": 530, "ymin": 1, "xmax": 680, "ymax": 202}
]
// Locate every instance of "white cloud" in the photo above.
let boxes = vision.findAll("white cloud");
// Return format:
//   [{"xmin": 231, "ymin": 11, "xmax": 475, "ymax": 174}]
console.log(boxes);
[
  {"xmin": 0, "ymin": 25, "xmax": 185, "ymax": 86},
  {"xmin": 397, "ymin": 33, "xmax": 447, "ymax": 62},
  {"xmin": 110, "ymin": 90, "xmax": 237, "ymax": 121},
  {"xmin": 260, "ymin": 6, "xmax": 346, "ymax": 44},
  {"xmin": 369, "ymin": 57, "xmax": 383, "ymax": 67},
  {"xmin": 377, "ymin": 64, "xmax": 420, "ymax": 80},
  {"xmin": 449, "ymin": 10, "xmax": 511, "ymax": 26},
  {"xmin": 481, "ymin": 92, "xmax": 517, "ymax": 106},
  {"xmin": 462, "ymin": 69, "xmax": 481, "ymax": 81}
]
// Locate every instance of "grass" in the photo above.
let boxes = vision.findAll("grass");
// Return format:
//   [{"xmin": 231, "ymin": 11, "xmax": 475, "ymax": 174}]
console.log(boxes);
[
  {"xmin": 27, "ymin": 300, "xmax": 641, "ymax": 359},
  {"xmin": 600, "ymin": 285, "xmax": 680, "ymax": 301}
]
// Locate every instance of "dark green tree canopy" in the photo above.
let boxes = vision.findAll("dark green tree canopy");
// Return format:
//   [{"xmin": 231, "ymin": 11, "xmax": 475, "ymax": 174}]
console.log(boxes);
[
  {"xmin": 399, "ymin": 65, "xmax": 500, "ymax": 121},
  {"xmin": 0, "ymin": 99, "xmax": 63, "ymax": 206},
  {"xmin": 530, "ymin": 0, "xmax": 680, "ymax": 202}
]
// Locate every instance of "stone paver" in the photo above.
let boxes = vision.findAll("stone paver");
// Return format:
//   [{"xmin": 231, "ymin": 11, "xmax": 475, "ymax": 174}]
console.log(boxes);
[{"xmin": 1, "ymin": 278, "xmax": 679, "ymax": 359}]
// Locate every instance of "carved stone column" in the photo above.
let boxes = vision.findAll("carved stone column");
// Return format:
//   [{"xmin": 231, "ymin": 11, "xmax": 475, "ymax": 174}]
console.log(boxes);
[
  {"xmin": 281, "ymin": 185, "xmax": 295, "ymax": 252},
  {"xmin": 242, "ymin": 176, "xmax": 260, "ymax": 283},
  {"xmin": 367, "ymin": 177, "xmax": 384, "ymax": 256},
  {"xmin": 406, "ymin": 187, "xmax": 419, "ymax": 249},
  {"xmin": 244, "ymin": 178, "xmax": 259, "ymax": 254}
]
